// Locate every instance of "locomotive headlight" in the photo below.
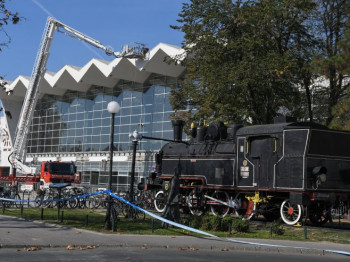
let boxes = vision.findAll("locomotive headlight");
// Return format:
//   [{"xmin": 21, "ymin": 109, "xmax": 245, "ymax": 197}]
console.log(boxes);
[
  {"xmin": 318, "ymin": 173, "xmax": 327, "ymax": 183},
  {"xmin": 312, "ymin": 166, "xmax": 327, "ymax": 183}
]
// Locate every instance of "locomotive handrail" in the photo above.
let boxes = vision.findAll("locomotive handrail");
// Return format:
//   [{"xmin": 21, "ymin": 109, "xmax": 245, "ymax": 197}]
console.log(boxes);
[{"xmin": 141, "ymin": 135, "xmax": 189, "ymax": 145}]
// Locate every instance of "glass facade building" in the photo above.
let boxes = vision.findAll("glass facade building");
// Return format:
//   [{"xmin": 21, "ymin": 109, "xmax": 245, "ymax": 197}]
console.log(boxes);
[{"xmin": 25, "ymin": 74, "xmax": 181, "ymax": 191}]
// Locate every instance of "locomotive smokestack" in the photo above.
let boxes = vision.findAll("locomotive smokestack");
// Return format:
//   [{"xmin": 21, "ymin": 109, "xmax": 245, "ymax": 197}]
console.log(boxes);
[{"xmin": 172, "ymin": 120, "xmax": 185, "ymax": 142}]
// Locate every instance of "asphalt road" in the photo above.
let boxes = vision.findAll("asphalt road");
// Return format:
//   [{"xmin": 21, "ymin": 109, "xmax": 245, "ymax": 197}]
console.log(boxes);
[
  {"xmin": 2, "ymin": 246, "xmax": 350, "ymax": 262},
  {"xmin": 0, "ymin": 215, "xmax": 350, "ymax": 261}
]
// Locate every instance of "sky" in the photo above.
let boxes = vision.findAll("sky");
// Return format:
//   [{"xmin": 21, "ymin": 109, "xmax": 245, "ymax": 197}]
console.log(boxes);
[{"xmin": 0, "ymin": 0, "xmax": 188, "ymax": 81}]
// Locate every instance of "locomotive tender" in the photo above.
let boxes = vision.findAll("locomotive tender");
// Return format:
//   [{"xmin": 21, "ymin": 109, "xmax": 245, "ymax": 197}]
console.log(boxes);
[{"xmin": 143, "ymin": 118, "xmax": 350, "ymax": 226}]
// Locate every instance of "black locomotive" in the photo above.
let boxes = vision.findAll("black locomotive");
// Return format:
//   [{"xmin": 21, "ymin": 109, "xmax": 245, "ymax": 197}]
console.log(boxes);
[{"xmin": 141, "ymin": 118, "xmax": 350, "ymax": 226}]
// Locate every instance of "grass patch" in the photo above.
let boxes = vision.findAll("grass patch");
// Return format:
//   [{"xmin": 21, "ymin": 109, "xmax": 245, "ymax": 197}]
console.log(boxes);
[{"xmin": 2, "ymin": 207, "xmax": 350, "ymax": 244}]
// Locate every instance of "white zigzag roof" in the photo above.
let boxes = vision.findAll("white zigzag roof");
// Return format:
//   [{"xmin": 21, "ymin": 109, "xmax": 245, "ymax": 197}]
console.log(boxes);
[{"xmin": 1, "ymin": 43, "xmax": 185, "ymax": 101}]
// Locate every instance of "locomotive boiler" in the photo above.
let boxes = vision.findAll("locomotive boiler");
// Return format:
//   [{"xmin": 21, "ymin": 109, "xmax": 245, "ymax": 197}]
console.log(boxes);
[{"xmin": 142, "ymin": 118, "xmax": 350, "ymax": 226}]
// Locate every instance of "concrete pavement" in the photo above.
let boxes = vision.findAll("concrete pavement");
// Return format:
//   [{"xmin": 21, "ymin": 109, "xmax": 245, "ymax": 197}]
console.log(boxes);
[{"xmin": 1, "ymin": 215, "xmax": 350, "ymax": 257}]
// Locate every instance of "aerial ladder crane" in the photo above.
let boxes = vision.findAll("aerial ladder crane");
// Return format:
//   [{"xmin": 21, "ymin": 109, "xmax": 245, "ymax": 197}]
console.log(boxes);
[{"xmin": 5, "ymin": 17, "xmax": 147, "ymax": 183}]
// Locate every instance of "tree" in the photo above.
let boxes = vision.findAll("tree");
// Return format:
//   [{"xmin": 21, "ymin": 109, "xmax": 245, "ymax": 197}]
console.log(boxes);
[
  {"xmin": 170, "ymin": 0, "xmax": 316, "ymax": 127},
  {"xmin": 0, "ymin": 0, "xmax": 21, "ymax": 52},
  {"xmin": 311, "ymin": 0, "xmax": 350, "ymax": 128}
]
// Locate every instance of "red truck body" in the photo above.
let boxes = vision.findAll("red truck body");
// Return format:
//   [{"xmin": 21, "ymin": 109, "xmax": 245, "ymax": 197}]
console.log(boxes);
[{"xmin": 0, "ymin": 161, "xmax": 81, "ymax": 185}]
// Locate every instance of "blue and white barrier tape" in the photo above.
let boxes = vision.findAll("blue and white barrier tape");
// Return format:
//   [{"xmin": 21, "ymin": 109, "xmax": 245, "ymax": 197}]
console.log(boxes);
[
  {"xmin": 0, "ymin": 190, "xmax": 106, "ymax": 204},
  {"xmin": 107, "ymin": 190, "xmax": 350, "ymax": 257},
  {"xmin": 0, "ymin": 190, "xmax": 349, "ymax": 256}
]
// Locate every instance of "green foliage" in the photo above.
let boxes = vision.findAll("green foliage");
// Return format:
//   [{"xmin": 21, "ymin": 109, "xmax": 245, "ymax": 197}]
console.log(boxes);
[
  {"xmin": 171, "ymin": 0, "xmax": 350, "ymax": 129},
  {"xmin": 271, "ymin": 221, "xmax": 285, "ymax": 235},
  {"xmin": 231, "ymin": 218, "xmax": 250, "ymax": 233},
  {"xmin": 221, "ymin": 215, "xmax": 235, "ymax": 232},
  {"xmin": 171, "ymin": 0, "xmax": 316, "ymax": 125}
]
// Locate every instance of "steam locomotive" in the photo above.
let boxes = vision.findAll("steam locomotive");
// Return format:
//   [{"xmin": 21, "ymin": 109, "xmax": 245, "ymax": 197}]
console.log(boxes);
[{"xmin": 141, "ymin": 117, "xmax": 350, "ymax": 226}]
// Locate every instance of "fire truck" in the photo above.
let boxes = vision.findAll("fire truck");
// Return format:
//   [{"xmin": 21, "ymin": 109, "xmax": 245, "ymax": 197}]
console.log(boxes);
[{"xmin": 0, "ymin": 17, "xmax": 147, "ymax": 188}]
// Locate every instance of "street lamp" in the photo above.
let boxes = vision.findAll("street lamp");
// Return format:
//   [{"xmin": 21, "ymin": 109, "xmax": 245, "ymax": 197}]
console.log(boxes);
[
  {"xmin": 104, "ymin": 101, "xmax": 120, "ymax": 230},
  {"xmin": 129, "ymin": 130, "xmax": 142, "ymax": 202}
]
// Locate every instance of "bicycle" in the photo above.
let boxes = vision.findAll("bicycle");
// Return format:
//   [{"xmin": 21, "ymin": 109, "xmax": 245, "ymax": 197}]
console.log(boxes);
[{"xmin": 0, "ymin": 185, "xmax": 21, "ymax": 208}]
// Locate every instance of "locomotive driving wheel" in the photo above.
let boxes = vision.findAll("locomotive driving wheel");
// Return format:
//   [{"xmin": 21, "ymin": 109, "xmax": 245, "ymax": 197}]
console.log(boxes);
[
  {"xmin": 209, "ymin": 191, "xmax": 230, "ymax": 218},
  {"xmin": 154, "ymin": 190, "xmax": 166, "ymax": 213},
  {"xmin": 234, "ymin": 193, "xmax": 256, "ymax": 220},
  {"xmin": 280, "ymin": 200, "xmax": 302, "ymax": 225},
  {"xmin": 187, "ymin": 190, "xmax": 206, "ymax": 216},
  {"xmin": 308, "ymin": 202, "xmax": 330, "ymax": 226}
]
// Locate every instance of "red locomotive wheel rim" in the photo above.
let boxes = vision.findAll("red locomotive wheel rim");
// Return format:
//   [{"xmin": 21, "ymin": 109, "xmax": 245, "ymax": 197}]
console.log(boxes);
[{"xmin": 288, "ymin": 207, "xmax": 294, "ymax": 215}]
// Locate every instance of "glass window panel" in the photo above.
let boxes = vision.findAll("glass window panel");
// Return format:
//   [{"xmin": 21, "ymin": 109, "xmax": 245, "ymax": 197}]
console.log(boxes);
[
  {"xmin": 163, "ymin": 121, "xmax": 172, "ymax": 131},
  {"xmin": 143, "ymin": 94, "xmax": 153, "ymax": 105},
  {"xmin": 101, "ymin": 126, "xmax": 109, "ymax": 135},
  {"xmin": 94, "ymin": 94, "xmax": 104, "ymax": 102},
  {"xmin": 153, "ymin": 113, "xmax": 163, "ymax": 122},
  {"xmin": 118, "ymin": 176, "xmax": 128, "ymax": 185},
  {"xmin": 100, "ymin": 134, "xmax": 109, "ymax": 144},
  {"xmin": 120, "ymin": 116, "xmax": 130, "ymax": 125},
  {"xmin": 132, "ymin": 107, "xmax": 141, "ymax": 115},
  {"xmin": 94, "ymin": 102, "xmax": 103, "ymax": 111},
  {"xmin": 91, "ymin": 136, "xmax": 100, "ymax": 144},
  {"xmin": 91, "ymin": 143, "xmax": 100, "ymax": 151},
  {"xmin": 92, "ymin": 127, "xmax": 101, "ymax": 136},
  {"xmin": 131, "ymin": 115, "xmax": 141, "ymax": 125},
  {"xmin": 69, "ymin": 114, "xmax": 77, "ymax": 122},
  {"xmin": 163, "ymin": 131, "xmax": 173, "ymax": 140},
  {"xmin": 59, "ymin": 145, "xmax": 67, "ymax": 152},
  {"xmin": 67, "ymin": 144, "xmax": 74, "ymax": 152},
  {"xmin": 68, "ymin": 129, "xmax": 75, "ymax": 138},
  {"xmin": 119, "ymin": 125, "xmax": 129, "ymax": 134},
  {"xmin": 111, "ymin": 173, "xmax": 118, "ymax": 184},
  {"xmin": 123, "ymin": 90, "xmax": 132, "ymax": 99},
  {"xmin": 98, "ymin": 176, "xmax": 108, "ymax": 184},
  {"xmin": 154, "ymin": 85, "xmax": 165, "ymax": 94},
  {"xmin": 133, "ymin": 91, "xmax": 142, "ymax": 104},
  {"xmin": 144, "ymin": 105, "xmax": 153, "ymax": 114},
  {"xmin": 76, "ymin": 121, "xmax": 84, "ymax": 129},
  {"xmin": 101, "ymin": 117, "xmax": 110, "ymax": 127},
  {"xmin": 83, "ymin": 144, "xmax": 92, "ymax": 151},
  {"xmin": 76, "ymin": 112, "xmax": 84, "ymax": 121},
  {"xmin": 121, "ymin": 106, "xmax": 131, "ymax": 116},
  {"xmin": 52, "ymin": 145, "xmax": 59, "ymax": 152},
  {"xmin": 92, "ymin": 118, "xmax": 101, "ymax": 126},
  {"xmin": 164, "ymin": 98, "xmax": 173, "ymax": 112},
  {"xmin": 85, "ymin": 100, "xmax": 94, "ymax": 112}
]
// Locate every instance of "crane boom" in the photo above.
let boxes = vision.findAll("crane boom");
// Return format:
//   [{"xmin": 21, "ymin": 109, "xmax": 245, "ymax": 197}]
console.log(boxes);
[{"xmin": 10, "ymin": 17, "xmax": 146, "ymax": 173}]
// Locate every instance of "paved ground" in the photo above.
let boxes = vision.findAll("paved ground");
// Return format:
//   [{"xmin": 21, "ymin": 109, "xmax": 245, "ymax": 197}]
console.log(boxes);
[{"xmin": 0, "ymin": 215, "xmax": 350, "ymax": 258}]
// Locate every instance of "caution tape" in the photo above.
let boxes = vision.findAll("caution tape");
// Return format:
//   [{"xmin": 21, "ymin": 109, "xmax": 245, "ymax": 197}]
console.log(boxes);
[
  {"xmin": 107, "ymin": 190, "xmax": 350, "ymax": 257},
  {"xmin": 0, "ymin": 189, "xmax": 349, "ymax": 256},
  {"xmin": 0, "ymin": 190, "xmax": 106, "ymax": 204}
]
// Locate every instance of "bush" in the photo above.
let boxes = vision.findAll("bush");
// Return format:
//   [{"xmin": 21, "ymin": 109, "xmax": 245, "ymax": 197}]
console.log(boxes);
[
  {"xmin": 200, "ymin": 214, "xmax": 212, "ymax": 230},
  {"xmin": 232, "ymin": 219, "xmax": 249, "ymax": 232},
  {"xmin": 221, "ymin": 215, "xmax": 234, "ymax": 232},
  {"xmin": 271, "ymin": 221, "xmax": 285, "ymax": 235}
]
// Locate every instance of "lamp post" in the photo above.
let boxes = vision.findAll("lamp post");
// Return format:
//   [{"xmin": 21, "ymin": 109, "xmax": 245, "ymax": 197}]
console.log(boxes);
[
  {"xmin": 129, "ymin": 130, "xmax": 142, "ymax": 202},
  {"xmin": 104, "ymin": 101, "xmax": 120, "ymax": 230}
]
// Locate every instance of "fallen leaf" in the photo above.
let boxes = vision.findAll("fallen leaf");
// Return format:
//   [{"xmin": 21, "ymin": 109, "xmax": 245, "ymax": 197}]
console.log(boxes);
[
  {"xmin": 126, "ymin": 257, "xmax": 131, "ymax": 260},
  {"xmin": 221, "ymin": 247, "xmax": 229, "ymax": 251},
  {"xmin": 87, "ymin": 245, "xmax": 97, "ymax": 249},
  {"xmin": 76, "ymin": 231, "xmax": 82, "ymax": 234},
  {"xmin": 141, "ymin": 245, "xmax": 148, "ymax": 250},
  {"xmin": 25, "ymin": 246, "xmax": 41, "ymax": 251},
  {"xmin": 178, "ymin": 247, "xmax": 187, "ymax": 251},
  {"xmin": 171, "ymin": 236, "xmax": 176, "ymax": 238},
  {"xmin": 66, "ymin": 245, "xmax": 75, "ymax": 250},
  {"xmin": 77, "ymin": 246, "xmax": 85, "ymax": 250},
  {"xmin": 190, "ymin": 247, "xmax": 198, "ymax": 251}
]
